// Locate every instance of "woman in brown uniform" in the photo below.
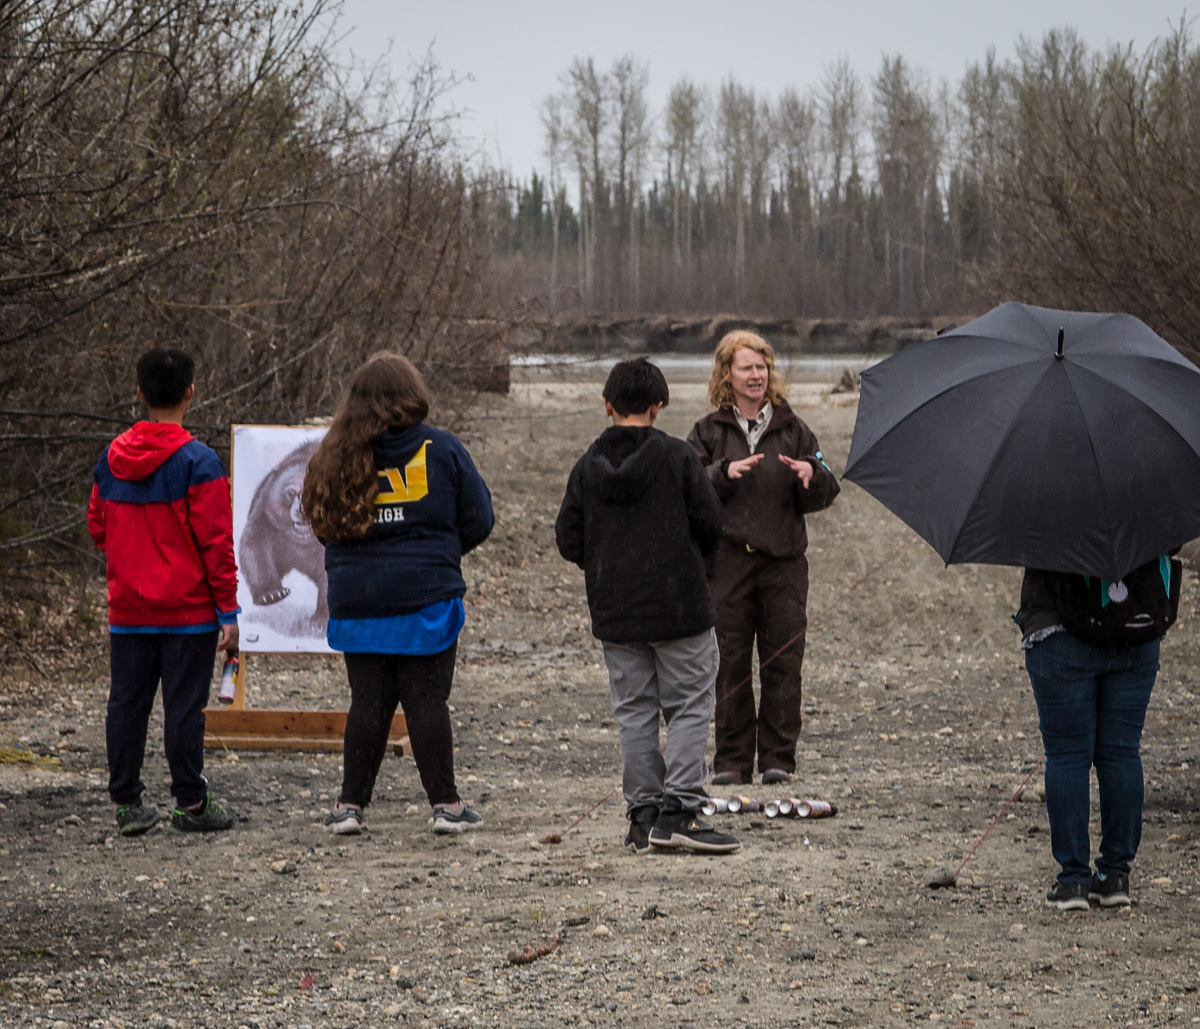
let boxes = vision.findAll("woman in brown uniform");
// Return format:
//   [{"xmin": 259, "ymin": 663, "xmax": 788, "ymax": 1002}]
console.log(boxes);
[{"xmin": 687, "ymin": 331, "xmax": 840, "ymax": 786}]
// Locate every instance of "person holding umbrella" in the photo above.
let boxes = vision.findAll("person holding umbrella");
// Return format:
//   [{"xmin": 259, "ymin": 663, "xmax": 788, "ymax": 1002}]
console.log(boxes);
[
  {"xmin": 687, "ymin": 331, "xmax": 840, "ymax": 786},
  {"xmin": 1016, "ymin": 556, "xmax": 1180, "ymax": 909},
  {"xmin": 844, "ymin": 301, "xmax": 1200, "ymax": 911}
]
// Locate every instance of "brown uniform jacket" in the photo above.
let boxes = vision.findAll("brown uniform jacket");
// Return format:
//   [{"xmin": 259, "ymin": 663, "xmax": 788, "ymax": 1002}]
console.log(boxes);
[{"xmin": 686, "ymin": 400, "xmax": 839, "ymax": 558}]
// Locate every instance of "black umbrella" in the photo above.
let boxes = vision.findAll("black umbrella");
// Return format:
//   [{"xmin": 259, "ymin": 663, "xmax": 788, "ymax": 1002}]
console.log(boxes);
[{"xmin": 843, "ymin": 301, "xmax": 1200, "ymax": 580}]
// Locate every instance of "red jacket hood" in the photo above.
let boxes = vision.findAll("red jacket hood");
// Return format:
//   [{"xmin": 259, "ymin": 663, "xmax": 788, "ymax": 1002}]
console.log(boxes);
[{"xmin": 108, "ymin": 422, "xmax": 194, "ymax": 481}]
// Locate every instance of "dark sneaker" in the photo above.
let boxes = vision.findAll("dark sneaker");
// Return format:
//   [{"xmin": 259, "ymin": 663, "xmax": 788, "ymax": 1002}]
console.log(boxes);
[
  {"xmin": 322, "ymin": 805, "xmax": 364, "ymax": 835},
  {"xmin": 1089, "ymin": 873, "xmax": 1131, "ymax": 908},
  {"xmin": 432, "ymin": 803, "xmax": 483, "ymax": 835},
  {"xmin": 170, "ymin": 795, "xmax": 234, "ymax": 833},
  {"xmin": 624, "ymin": 805, "xmax": 659, "ymax": 854},
  {"xmin": 711, "ymin": 770, "xmax": 751, "ymax": 787},
  {"xmin": 649, "ymin": 808, "xmax": 741, "ymax": 854},
  {"xmin": 115, "ymin": 803, "xmax": 159, "ymax": 837},
  {"xmin": 1045, "ymin": 881, "xmax": 1090, "ymax": 911},
  {"xmin": 761, "ymin": 769, "xmax": 792, "ymax": 785}
]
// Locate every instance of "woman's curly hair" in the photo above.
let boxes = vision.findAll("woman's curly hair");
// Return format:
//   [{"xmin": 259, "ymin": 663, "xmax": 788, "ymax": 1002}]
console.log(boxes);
[
  {"xmin": 302, "ymin": 352, "xmax": 430, "ymax": 541},
  {"xmin": 706, "ymin": 330, "xmax": 788, "ymax": 410}
]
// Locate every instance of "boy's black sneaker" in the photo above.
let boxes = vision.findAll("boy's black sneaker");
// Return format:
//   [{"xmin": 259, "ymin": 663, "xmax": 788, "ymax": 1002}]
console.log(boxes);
[
  {"xmin": 649, "ymin": 808, "xmax": 741, "ymax": 854},
  {"xmin": 115, "ymin": 803, "xmax": 160, "ymax": 837},
  {"xmin": 624, "ymin": 805, "xmax": 659, "ymax": 854},
  {"xmin": 761, "ymin": 769, "xmax": 791, "ymax": 785},
  {"xmin": 170, "ymin": 795, "xmax": 234, "ymax": 833},
  {"xmin": 1045, "ymin": 881, "xmax": 1090, "ymax": 911},
  {"xmin": 1089, "ymin": 872, "xmax": 1131, "ymax": 908}
]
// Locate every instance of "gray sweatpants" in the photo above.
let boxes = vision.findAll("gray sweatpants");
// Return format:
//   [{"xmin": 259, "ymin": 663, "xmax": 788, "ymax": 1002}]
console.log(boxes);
[{"xmin": 601, "ymin": 628, "xmax": 718, "ymax": 815}]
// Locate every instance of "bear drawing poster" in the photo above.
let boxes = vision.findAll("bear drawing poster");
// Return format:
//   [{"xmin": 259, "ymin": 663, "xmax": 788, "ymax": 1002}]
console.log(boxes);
[{"xmin": 231, "ymin": 426, "xmax": 332, "ymax": 653}]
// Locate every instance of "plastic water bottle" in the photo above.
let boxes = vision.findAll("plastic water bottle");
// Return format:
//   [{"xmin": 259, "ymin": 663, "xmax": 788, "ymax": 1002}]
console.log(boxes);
[{"xmin": 218, "ymin": 651, "xmax": 239, "ymax": 705}]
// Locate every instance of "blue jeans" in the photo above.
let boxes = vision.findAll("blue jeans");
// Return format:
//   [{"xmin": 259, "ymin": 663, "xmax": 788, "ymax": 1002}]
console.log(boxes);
[{"xmin": 1025, "ymin": 632, "xmax": 1159, "ymax": 885}]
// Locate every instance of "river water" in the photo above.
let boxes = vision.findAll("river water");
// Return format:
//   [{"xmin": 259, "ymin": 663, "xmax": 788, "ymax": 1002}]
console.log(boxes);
[{"xmin": 511, "ymin": 353, "xmax": 882, "ymax": 384}]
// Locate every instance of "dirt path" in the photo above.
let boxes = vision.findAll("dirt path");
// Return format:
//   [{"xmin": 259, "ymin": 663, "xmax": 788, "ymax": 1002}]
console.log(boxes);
[{"xmin": 2, "ymin": 374, "xmax": 1199, "ymax": 1029}]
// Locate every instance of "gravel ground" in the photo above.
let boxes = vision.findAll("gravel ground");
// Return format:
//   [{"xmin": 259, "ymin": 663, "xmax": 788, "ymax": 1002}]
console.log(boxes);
[{"xmin": 2, "ymin": 370, "xmax": 1199, "ymax": 1029}]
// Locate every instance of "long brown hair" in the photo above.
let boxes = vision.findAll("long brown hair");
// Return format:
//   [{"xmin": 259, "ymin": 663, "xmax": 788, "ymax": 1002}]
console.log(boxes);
[
  {"xmin": 706, "ymin": 330, "xmax": 788, "ymax": 410},
  {"xmin": 302, "ymin": 352, "xmax": 431, "ymax": 541}
]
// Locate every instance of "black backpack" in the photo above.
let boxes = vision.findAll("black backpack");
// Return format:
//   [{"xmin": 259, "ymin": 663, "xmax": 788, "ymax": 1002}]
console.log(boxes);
[{"xmin": 1050, "ymin": 555, "xmax": 1182, "ymax": 648}]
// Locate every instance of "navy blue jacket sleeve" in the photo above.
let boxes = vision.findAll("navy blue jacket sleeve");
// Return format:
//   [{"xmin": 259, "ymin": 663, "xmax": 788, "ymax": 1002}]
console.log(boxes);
[
  {"xmin": 555, "ymin": 459, "xmax": 586, "ymax": 568},
  {"xmin": 453, "ymin": 439, "xmax": 495, "ymax": 554},
  {"xmin": 681, "ymin": 446, "xmax": 725, "ymax": 556}
]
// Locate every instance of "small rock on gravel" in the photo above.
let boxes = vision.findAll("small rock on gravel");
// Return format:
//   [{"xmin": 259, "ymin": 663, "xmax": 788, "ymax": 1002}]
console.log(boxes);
[{"xmin": 924, "ymin": 866, "xmax": 957, "ymax": 888}]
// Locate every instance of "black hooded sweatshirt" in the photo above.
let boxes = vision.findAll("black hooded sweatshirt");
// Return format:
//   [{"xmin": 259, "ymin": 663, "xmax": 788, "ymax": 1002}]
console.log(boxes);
[{"xmin": 555, "ymin": 425, "xmax": 724, "ymax": 643}]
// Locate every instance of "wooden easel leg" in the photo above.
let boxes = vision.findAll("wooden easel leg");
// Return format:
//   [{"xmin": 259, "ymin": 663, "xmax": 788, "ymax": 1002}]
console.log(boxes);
[
  {"xmin": 232, "ymin": 653, "xmax": 247, "ymax": 710},
  {"xmin": 203, "ymin": 652, "xmax": 407, "ymax": 751}
]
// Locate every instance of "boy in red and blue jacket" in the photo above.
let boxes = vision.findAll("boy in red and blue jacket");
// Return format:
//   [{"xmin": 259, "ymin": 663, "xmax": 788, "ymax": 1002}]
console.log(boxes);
[{"xmin": 88, "ymin": 349, "xmax": 239, "ymax": 836}]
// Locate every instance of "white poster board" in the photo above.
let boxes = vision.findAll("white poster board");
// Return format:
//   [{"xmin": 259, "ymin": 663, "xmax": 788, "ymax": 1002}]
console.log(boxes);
[{"xmin": 231, "ymin": 426, "xmax": 332, "ymax": 653}]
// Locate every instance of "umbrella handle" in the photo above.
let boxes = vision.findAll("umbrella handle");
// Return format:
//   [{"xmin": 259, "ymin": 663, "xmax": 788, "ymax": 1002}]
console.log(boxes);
[{"xmin": 1056, "ymin": 327, "xmax": 1064, "ymax": 359}]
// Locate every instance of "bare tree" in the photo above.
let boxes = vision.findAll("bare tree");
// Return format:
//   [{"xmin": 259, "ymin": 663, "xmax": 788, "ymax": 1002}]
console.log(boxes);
[
  {"xmin": 983, "ymin": 24, "xmax": 1200, "ymax": 362},
  {"xmin": 717, "ymin": 79, "xmax": 755, "ymax": 304},
  {"xmin": 872, "ymin": 55, "xmax": 941, "ymax": 312},
  {"xmin": 817, "ymin": 59, "xmax": 865, "ymax": 308},
  {"xmin": 0, "ymin": 0, "xmax": 508, "ymax": 607},
  {"xmin": 609, "ymin": 56, "xmax": 651, "ymax": 312},
  {"xmin": 774, "ymin": 87, "xmax": 818, "ymax": 307},
  {"xmin": 664, "ymin": 77, "xmax": 705, "ymax": 307},
  {"xmin": 539, "ymin": 91, "xmax": 568, "ymax": 313},
  {"xmin": 565, "ymin": 58, "xmax": 607, "ymax": 312}
]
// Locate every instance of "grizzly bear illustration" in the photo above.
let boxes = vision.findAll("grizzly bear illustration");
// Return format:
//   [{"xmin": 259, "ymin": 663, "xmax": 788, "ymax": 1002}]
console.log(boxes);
[{"xmin": 239, "ymin": 439, "xmax": 328, "ymax": 630}]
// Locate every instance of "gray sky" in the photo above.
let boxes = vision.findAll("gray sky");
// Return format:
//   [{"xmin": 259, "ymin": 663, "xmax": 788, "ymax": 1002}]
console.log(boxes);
[{"xmin": 328, "ymin": 1, "xmax": 1190, "ymax": 180}]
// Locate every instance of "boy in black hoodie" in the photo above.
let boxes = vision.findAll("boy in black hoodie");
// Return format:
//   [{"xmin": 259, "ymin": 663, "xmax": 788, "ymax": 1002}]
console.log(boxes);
[{"xmin": 556, "ymin": 359, "xmax": 739, "ymax": 854}]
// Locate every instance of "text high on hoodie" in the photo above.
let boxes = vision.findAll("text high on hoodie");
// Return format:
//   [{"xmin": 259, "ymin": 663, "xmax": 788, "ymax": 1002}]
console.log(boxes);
[{"xmin": 322, "ymin": 424, "xmax": 495, "ymax": 623}]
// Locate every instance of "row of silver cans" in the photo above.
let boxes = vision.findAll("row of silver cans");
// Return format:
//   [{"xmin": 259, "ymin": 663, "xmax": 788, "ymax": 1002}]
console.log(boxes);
[
  {"xmin": 766, "ymin": 798, "xmax": 837, "ymax": 819},
  {"xmin": 702, "ymin": 796, "xmax": 837, "ymax": 818},
  {"xmin": 702, "ymin": 796, "xmax": 754, "ymax": 814}
]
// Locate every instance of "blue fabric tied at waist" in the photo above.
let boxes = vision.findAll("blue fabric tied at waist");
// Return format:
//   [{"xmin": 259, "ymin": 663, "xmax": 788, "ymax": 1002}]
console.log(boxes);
[{"xmin": 327, "ymin": 597, "xmax": 465, "ymax": 655}]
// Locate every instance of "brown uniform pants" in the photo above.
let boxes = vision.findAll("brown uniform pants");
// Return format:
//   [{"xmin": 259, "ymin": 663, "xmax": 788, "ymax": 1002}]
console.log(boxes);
[{"xmin": 710, "ymin": 541, "xmax": 808, "ymax": 777}]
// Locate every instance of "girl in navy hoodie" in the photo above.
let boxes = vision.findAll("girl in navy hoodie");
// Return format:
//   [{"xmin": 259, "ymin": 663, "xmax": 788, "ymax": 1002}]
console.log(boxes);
[{"xmin": 303, "ymin": 353, "xmax": 494, "ymax": 835}]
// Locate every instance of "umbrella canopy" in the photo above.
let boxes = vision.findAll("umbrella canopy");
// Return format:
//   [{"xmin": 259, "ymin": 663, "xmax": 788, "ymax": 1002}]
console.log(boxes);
[{"xmin": 844, "ymin": 302, "xmax": 1200, "ymax": 580}]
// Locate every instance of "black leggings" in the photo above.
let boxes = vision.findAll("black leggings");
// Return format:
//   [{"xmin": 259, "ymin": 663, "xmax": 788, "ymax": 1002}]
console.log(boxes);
[{"xmin": 340, "ymin": 644, "xmax": 459, "ymax": 809}]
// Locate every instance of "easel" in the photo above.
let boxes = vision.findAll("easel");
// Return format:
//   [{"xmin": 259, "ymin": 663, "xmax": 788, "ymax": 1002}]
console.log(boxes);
[
  {"xmin": 203, "ymin": 659, "xmax": 409, "ymax": 754},
  {"xmin": 201, "ymin": 423, "xmax": 410, "ymax": 755}
]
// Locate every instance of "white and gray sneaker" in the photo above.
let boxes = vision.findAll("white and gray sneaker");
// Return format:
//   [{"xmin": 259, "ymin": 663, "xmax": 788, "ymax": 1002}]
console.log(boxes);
[
  {"xmin": 432, "ymin": 803, "xmax": 483, "ymax": 835},
  {"xmin": 323, "ymin": 805, "xmax": 364, "ymax": 835}
]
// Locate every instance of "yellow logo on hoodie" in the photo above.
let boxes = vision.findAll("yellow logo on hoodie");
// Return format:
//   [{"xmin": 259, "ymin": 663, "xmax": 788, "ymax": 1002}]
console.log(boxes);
[{"xmin": 375, "ymin": 440, "xmax": 429, "ymax": 506}]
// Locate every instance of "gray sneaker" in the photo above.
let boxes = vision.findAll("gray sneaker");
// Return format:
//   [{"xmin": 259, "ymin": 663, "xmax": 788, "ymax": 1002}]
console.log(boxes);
[
  {"xmin": 115, "ymin": 802, "xmax": 160, "ymax": 837},
  {"xmin": 432, "ymin": 803, "xmax": 483, "ymax": 834},
  {"xmin": 323, "ymin": 805, "xmax": 364, "ymax": 835},
  {"xmin": 170, "ymin": 795, "xmax": 234, "ymax": 833}
]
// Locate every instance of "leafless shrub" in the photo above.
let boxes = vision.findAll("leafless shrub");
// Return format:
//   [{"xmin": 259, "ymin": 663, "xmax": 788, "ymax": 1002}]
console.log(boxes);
[
  {"xmin": 0, "ymin": 0, "xmax": 510, "ymax": 620},
  {"xmin": 973, "ymin": 24, "xmax": 1200, "ymax": 364}
]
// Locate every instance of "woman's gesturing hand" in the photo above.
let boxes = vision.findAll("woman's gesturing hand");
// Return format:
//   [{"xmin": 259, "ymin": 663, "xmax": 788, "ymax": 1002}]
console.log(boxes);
[
  {"xmin": 778, "ymin": 454, "xmax": 814, "ymax": 488},
  {"xmin": 727, "ymin": 453, "xmax": 765, "ymax": 480}
]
